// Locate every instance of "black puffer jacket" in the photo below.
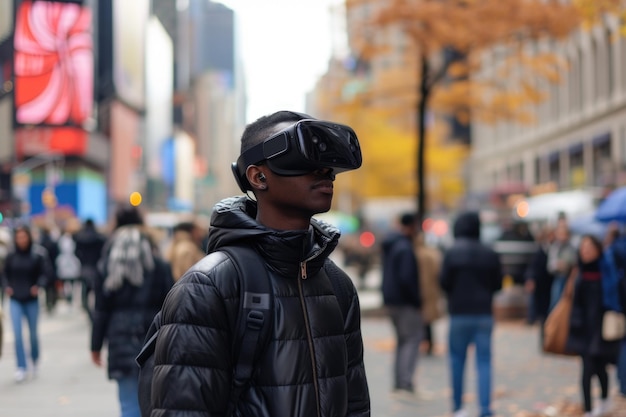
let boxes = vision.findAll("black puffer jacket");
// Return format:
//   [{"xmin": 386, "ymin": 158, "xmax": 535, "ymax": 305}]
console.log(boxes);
[
  {"xmin": 151, "ymin": 196, "xmax": 370, "ymax": 417},
  {"xmin": 3, "ymin": 245, "xmax": 50, "ymax": 302}
]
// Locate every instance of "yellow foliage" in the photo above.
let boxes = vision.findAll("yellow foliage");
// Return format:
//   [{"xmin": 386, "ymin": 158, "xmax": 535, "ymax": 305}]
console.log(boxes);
[{"xmin": 317, "ymin": 0, "xmax": 590, "ymax": 212}]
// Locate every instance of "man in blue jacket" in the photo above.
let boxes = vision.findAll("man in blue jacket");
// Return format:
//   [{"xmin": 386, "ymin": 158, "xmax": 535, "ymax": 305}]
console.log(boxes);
[
  {"xmin": 381, "ymin": 212, "xmax": 422, "ymax": 397},
  {"xmin": 440, "ymin": 211, "xmax": 502, "ymax": 417}
]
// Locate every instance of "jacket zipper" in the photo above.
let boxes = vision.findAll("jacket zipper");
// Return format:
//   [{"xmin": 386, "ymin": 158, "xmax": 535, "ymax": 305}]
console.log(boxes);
[{"xmin": 298, "ymin": 259, "xmax": 322, "ymax": 417}]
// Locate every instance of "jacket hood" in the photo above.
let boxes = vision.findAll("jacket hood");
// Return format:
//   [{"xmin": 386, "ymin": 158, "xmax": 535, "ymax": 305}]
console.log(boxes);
[
  {"xmin": 381, "ymin": 231, "xmax": 407, "ymax": 253},
  {"xmin": 205, "ymin": 196, "xmax": 341, "ymax": 278},
  {"xmin": 453, "ymin": 212, "xmax": 481, "ymax": 239}
]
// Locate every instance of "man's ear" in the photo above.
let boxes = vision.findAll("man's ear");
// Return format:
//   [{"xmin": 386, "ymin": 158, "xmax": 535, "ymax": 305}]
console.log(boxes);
[{"xmin": 246, "ymin": 165, "xmax": 268, "ymax": 191}]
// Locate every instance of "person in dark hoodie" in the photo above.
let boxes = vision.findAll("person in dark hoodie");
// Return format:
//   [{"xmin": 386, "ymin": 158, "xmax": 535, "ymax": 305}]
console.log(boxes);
[
  {"xmin": 147, "ymin": 110, "xmax": 370, "ymax": 417},
  {"xmin": 73, "ymin": 218, "xmax": 107, "ymax": 321},
  {"xmin": 381, "ymin": 212, "xmax": 422, "ymax": 397},
  {"xmin": 3, "ymin": 225, "xmax": 53, "ymax": 382},
  {"xmin": 440, "ymin": 211, "xmax": 502, "ymax": 417}
]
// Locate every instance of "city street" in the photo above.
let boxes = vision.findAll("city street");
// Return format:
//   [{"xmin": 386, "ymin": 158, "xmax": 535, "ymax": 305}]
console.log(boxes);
[{"xmin": 1, "ymin": 294, "xmax": 625, "ymax": 417}]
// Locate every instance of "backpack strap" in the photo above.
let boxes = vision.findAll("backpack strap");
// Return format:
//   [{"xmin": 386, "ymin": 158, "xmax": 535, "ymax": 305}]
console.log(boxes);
[
  {"xmin": 220, "ymin": 245, "xmax": 272, "ymax": 415},
  {"xmin": 324, "ymin": 260, "xmax": 353, "ymax": 325}
]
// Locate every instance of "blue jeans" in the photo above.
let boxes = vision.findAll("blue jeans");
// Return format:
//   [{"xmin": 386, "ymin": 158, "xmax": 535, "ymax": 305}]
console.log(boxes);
[
  {"xmin": 549, "ymin": 275, "xmax": 567, "ymax": 312},
  {"xmin": 618, "ymin": 338, "xmax": 626, "ymax": 395},
  {"xmin": 449, "ymin": 315, "xmax": 494, "ymax": 417},
  {"xmin": 9, "ymin": 298, "xmax": 40, "ymax": 370},
  {"xmin": 388, "ymin": 305, "xmax": 423, "ymax": 391},
  {"xmin": 116, "ymin": 376, "xmax": 141, "ymax": 417}
]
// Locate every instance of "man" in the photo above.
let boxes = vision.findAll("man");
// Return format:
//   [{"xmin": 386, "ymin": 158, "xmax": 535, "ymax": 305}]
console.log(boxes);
[
  {"xmin": 73, "ymin": 219, "xmax": 106, "ymax": 321},
  {"xmin": 149, "ymin": 111, "xmax": 370, "ymax": 416},
  {"xmin": 547, "ymin": 222, "xmax": 576, "ymax": 311},
  {"xmin": 38, "ymin": 226, "xmax": 59, "ymax": 314},
  {"xmin": 524, "ymin": 226, "xmax": 555, "ymax": 348},
  {"xmin": 440, "ymin": 211, "xmax": 502, "ymax": 417},
  {"xmin": 165, "ymin": 221, "xmax": 205, "ymax": 281},
  {"xmin": 381, "ymin": 212, "xmax": 422, "ymax": 396}
]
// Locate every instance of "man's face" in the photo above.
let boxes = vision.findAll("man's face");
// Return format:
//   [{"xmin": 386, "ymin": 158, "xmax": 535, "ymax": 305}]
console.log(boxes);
[{"xmin": 264, "ymin": 167, "xmax": 335, "ymax": 217}]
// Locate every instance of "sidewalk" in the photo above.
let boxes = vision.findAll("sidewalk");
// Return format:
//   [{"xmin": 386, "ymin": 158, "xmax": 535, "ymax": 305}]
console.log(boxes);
[
  {"xmin": 363, "ymin": 316, "xmax": 625, "ymax": 417},
  {"xmin": 347, "ymin": 262, "xmax": 626, "ymax": 417},
  {"xmin": 0, "ymin": 303, "xmax": 117, "ymax": 417},
  {"xmin": 0, "ymin": 296, "xmax": 625, "ymax": 417}
]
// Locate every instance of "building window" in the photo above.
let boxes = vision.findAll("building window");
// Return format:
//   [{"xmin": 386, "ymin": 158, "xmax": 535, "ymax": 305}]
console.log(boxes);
[
  {"xmin": 549, "ymin": 153, "xmax": 560, "ymax": 187},
  {"xmin": 593, "ymin": 133, "xmax": 612, "ymax": 186},
  {"xmin": 570, "ymin": 144, "xmax": 585, "ymax": 187},
  {"xmin": 534, "ymin": 157, "xmax": 542, "ymax": 184}
]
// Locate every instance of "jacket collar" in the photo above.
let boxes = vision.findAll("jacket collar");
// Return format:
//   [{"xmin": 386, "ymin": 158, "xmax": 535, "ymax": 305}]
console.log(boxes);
[{"xmin": 206, "ymin": 196, "xmax": 340, "ymax": 278}]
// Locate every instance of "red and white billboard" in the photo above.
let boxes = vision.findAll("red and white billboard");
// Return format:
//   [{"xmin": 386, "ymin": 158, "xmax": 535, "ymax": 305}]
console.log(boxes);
[{"xmin": 13, "ymin": 0, "xmax": 93, "ymax": 127}]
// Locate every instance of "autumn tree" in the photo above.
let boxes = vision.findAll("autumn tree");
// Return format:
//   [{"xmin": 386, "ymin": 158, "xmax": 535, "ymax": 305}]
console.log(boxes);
[{"xmin": 344, "ymin": 0, "xmax": 582, "ymax": 226}]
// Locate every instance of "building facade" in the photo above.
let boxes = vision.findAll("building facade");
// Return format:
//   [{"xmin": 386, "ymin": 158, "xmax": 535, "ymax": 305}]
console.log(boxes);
[{"xmin": 469, "ymin": 15, "xmax": 626, "ymax": 197}]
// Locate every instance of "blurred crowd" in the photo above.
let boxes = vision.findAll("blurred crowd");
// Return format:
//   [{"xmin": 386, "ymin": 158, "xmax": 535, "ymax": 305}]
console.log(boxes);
[
  {"xmin": 0, "ymin": 206, "xmax": 208, "ymax": 416},
  {"xmin": 380, "ymin": 210, "xmax": 626, "ymax": 417}
]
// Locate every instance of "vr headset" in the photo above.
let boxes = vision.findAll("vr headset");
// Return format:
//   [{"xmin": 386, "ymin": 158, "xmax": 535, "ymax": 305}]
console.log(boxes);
[{"xmin": 232, "ymin": 119, "xmax": 362, "ymax": 192}]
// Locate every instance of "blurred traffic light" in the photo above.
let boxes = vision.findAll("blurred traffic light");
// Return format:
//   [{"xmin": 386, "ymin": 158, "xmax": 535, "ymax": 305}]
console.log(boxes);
[{"xmin": 129, "ymin": 191, "xmax": 142, "ymax": 206}]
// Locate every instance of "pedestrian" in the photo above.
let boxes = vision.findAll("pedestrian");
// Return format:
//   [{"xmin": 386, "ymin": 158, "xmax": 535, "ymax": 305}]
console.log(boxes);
[
  {"xmin": 415, "ymin": 232, "xmax": 443, "ymax": 356},
  {"xmin": 440, "ymin": 211, "xmax": 502, "ymax": 417},
  {"xmin": 146, "ymin": 110, "xmax": 370, "ymax": 416},
  {"xmin": 73, "ymin": 218, "xmax": 107, "ymax": 321},
  {"xmin": 0, "ymin": 226, "xmax": 11, "ymax": 306},
  {"xmin": 525, "ymin": 226, "xmax": 555, "ymax": 349},
  {"xmin": 547, "ymin": 223, "xmax": 577, "ymax": 311},
  {"xmin": 600, "ymin": 223, "xmax": 626, "ymax": 400},
  {"xmin": 381, "ymin": 212, "xmax": 423, "ymax": 396},
  {"xmin": 38, "ymin": 225, "xmax": 60, "ymax": 313},
  {"xmin": 3, "ymin": 225, "xmax": 53, "ymax": 382},
  {"xmin": 565, "ymin": 234, "xmax": 620, "ymax": 417},
  {"xmin": 56, "ymin": 222, "xmax": 82, "ymax": 306},
  {"xmin": 90, "ymin": 205, "xmax": 173, "ymax": 417},
  {"xmin": 165, "ymin": 221, "xmax": 205, "ymax": 281}
]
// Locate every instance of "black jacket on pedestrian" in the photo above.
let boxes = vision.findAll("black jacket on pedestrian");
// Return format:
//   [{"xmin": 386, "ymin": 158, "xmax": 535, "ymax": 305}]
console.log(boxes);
[
  {"xmin": 440, "ymin": 212, "xmax": 502, "ymax": 316},
  {"xmin": 91, "ymin": 226, "xmax": 173, "ymax": 380},
  {"xmin": 150, "ymin": 196, "xmax": 370, "ymax": 417},
  {"xmin": 39, "ymin": 232, "xmax": 59, "ymax": 284},
  {"xmin": 525, "ymin": 245, "xmax": 554, "ymax": 319},
  {"xmin": 3, "ymin": 244, "xmax": 51, "ymax": 303},
  {"xmin": 566, "ymin": 260, "xmax": 620, "ymax": 361},
  {"xmin": 381, "ymin": 231, "xmax": 421, "ymax": 308},
  {"xmin": 73, "ymin": 224, "xmax": 106, "ymax": 286}
]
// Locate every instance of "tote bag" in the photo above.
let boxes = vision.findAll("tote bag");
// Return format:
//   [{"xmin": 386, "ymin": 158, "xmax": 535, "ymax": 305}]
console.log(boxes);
[
  {"xmin": 543, "ymin": 272, "xmax": 576, "ymax": 355},
  {"xmin": 602, "ymin": 310, "xmax": 626, "ymax": 341}
]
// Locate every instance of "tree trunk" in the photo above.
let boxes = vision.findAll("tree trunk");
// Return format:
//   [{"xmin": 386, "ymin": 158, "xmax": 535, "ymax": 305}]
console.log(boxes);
[{"xmin": 416, "ymin": 55, "xmax": 431, "ymax": 229}]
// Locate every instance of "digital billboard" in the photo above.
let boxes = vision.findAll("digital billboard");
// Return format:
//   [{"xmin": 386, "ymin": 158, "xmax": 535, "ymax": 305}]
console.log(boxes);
[
  {"xmin": 113, "ymin": 0, "xmax": 148, "ymax": 110},
  {"xmin": 13, "ymin": 0, "xmax": 93, "ymax": 127}
]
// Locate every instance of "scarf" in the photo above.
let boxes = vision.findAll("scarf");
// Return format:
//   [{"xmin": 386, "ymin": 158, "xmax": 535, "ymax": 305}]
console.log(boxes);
[{"xmin": 104, "ymin": 226, "xmax": 155, "ymax": 292}]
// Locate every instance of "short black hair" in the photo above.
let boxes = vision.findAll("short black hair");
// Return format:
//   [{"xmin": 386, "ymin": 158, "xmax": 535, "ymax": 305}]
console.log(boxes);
[
  {"xmin": 240, "ymin": 110, "xmax": 314, "ymax": 154},
  {"xmin": 399, "ymin": 212, "xmax": 418, "ymax": 226},
  {"xmin": 114, "ymin": 204, "xmax": 143, "ymax": 229}
]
